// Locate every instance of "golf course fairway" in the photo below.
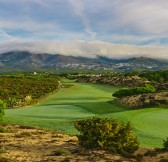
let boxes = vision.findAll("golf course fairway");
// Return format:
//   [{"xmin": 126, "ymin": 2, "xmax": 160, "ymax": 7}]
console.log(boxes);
[{"xmin": 4, "ymin": 79, "xmax": 168, "ymax": 148}]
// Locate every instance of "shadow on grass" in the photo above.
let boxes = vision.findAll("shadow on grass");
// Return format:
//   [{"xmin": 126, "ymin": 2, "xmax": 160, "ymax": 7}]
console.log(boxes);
[
  {"xmin": 42, "ymin": 100, "xmax": 133, "ymax": 115},
  {"xmin": 43, "ymin": 97, "xmax": 111, "ymax": 101},
  {"xmin": 15, "ymin": 115, "xmax": 90, "ymax": 120},
  {"xmin": 88, "ymin": 83, "xmax": 121, "ymax": 92},
  {"xmin": 74, "ymin": 101, "xmax": 132, "ymax": 114}
]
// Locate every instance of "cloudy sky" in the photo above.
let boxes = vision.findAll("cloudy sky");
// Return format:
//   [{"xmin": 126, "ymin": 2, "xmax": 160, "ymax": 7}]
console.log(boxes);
[{"xmin": 1, "ymin": 0, "xmax": 168, "ymax": 58}]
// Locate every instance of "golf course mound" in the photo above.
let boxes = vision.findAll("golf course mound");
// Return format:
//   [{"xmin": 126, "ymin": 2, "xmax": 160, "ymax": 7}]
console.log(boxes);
[{"xmin": 118, "ymin": 92, "xmax": 168, "ymax": 107}]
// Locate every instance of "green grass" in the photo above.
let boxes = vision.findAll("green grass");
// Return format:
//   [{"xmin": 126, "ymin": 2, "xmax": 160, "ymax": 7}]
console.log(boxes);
[
  {"xmin": 3, "ymin": 79, "xmax": 168, "ymax": 148},
  {"xmin": 104, "ymin": 108, "xmax": 168, "ymax": 147}
]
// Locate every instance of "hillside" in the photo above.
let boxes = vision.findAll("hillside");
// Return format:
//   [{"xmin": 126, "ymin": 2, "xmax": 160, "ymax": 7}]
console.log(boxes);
[
  {"xmin": 0, "ymin": 51, "xmax": 168, "ymax": 73},
  {"xmin": 76, "ymin": 72, "xmax": 168, "ymax": 108},
  {"xmin": 118, "ymin": 92, "xmax": 168, "ymax": 107}
]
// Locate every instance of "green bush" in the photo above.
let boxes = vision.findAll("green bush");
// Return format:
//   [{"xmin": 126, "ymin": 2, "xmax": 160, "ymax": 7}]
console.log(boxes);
[
  {"xmin": 163, "ymin": 137, "xmax": 168, "ymax": 151},
  {"xmin": 74, "ymin": 117, "xmax": 139, "ymax": 154},
  {"xmin": 52, "ymin": 149, "xmax": 69, "ymax": 156},
  {"xmin": 0, "ymin": 126, "xmax": 7, "ymax": 133},
  {"xmin": 0, "ymin": 75, "xmax": 59, "ymax": 108},
  {"xmin": 113, "ymin": 84, "xmax": 156, "ymax": 98},
  {"xmin": 0, "ymin": 100, "xmax": 6, "ymax": 121},
  {"xmin": 139, "ymin": 70, "xmax": 168, "ymax": 83}
]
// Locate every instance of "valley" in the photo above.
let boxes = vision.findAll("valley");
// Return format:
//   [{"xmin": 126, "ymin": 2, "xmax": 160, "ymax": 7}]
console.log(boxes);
[
  {"xmin": 1, "ymin": 1, "xmax": 168, "ymax": 161},
  {"xmin": 3, "ymin": 79, "xmax": 168, "ymax": 148}
]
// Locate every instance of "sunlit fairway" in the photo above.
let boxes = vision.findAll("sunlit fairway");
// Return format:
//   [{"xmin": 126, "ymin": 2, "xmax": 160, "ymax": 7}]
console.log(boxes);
[{"xmin": 4, "ymin": 79, "xmax": 168, "ymax": 148}]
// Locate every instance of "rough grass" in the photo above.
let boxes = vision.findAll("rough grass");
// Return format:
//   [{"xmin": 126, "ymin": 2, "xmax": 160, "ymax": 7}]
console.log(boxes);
[{"xmin": 3, "ymin": 79, "xmax": 168, "ymax": 148}]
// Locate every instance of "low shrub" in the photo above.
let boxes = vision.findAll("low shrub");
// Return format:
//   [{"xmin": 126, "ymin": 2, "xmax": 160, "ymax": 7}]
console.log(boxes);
[
  {"xmin": 163, "ymin": 137, "xmax": 168, "ymax": 151},
  {"xmin": 113, "ymin": 84, "xmax": 156, "ymax": 98},
  {"xmin": 0, "ymin": 126, "xmax": 7, "ymax": 133},
  {"xmin": 0, "ymin": 100, "xmax": 6, "ymax": 121},
  {"xmin": 142, "ymin": 100, "xmax": 168, "ymax": 108},
  {"xmin": 52, "ymin": 149, "xmax": 69, "ymax": 156},
  {"xmin": 74, "ymin": 117, "xmax": 139, "ymax": 154}
]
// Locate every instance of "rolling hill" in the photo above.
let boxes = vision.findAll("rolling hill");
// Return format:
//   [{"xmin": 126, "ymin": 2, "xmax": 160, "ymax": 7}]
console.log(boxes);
[{"xmin": 0, "ymin": 51, "xmax": 168, "ymax": 73}]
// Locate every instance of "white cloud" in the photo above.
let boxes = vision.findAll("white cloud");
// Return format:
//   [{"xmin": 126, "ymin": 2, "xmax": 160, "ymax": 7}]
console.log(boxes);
[
  {"xmin": 113, "ymin": 0, "xmax": 168, "ymax": 34},
  {"xmin": 1, "ymin": 0, "xmax": 168, "ymax": 54},
  {"xmin": 0, "ymin": 19, "xmax": 59, "ymax": 32},
  {"xmin": 0, "ymin": 40, "xmax": 168, "ymax": 59},
  {"xmin": 68, "ymin": 0, "xmax": 97, "ymax": 39}
]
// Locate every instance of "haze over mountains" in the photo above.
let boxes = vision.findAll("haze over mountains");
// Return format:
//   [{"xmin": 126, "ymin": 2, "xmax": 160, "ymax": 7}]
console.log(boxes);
[
  {"xmin": 0, "ymin": 51, "xmax": 168, "ymax": 73},
  {"xmin": 2, "ymin": 41, "xmax": 168, "ymax": 60}
]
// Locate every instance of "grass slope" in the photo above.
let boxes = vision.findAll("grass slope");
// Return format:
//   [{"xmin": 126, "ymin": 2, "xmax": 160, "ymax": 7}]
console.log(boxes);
[{"xmin": 4, "ymin": 79, "xmax": 168, "ymax": 147}]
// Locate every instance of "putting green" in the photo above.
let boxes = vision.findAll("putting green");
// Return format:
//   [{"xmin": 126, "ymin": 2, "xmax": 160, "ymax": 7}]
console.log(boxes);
[{"xmin": 4, "ymin": 79, "xmax": 168, "ymax": 147}]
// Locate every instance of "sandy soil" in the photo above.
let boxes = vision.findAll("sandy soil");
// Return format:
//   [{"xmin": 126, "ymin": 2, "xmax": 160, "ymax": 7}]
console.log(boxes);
[{"xmin": 0, "ymin": 124, "xmax": 168, "ymax": 162}]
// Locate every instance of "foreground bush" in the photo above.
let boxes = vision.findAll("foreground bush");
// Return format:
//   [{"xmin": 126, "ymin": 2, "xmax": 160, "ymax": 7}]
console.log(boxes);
[
  {"xmin": 0, "ymin": 100, "xmax": 6, "ymax": 121},
  {"xmin": 163, "ymin": 137, "xmax": 168, "ymax": 151},
  {"xmin": 74, "ymin": 117, "xmax": 139, "ymax": 154},
  {"xmin": 113, "ymin": 84, "xmax": 156, "ymax": 98}
]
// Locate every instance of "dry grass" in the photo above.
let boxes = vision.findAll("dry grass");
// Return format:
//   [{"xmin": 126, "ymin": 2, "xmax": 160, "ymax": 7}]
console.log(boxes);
[{"xmin": 0, "ymin": 124, "xmax": 168, "ymax": 162}]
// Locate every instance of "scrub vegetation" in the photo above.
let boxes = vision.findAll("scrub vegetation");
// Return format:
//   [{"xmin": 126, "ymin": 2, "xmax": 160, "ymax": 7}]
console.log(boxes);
[
  {"xmin": 0, "ymin": 74, "xmax": 60, "ymax": 108},
  {"xmin": 112, "ymin": 84, "xmax": 156, "ymax": 98},
  {"xmin": 75, "ymin": 117, "xmax": 139, "ymax": 154}
]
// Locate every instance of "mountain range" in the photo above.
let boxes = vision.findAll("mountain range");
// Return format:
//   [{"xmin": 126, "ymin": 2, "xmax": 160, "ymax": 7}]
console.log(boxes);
[{"xmin": 0, "ymin": 51, "xmax": 168, "ymax": 73}]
